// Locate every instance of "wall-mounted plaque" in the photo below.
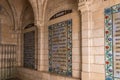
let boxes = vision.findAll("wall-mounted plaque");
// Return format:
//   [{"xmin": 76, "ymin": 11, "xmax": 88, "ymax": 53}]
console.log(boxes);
[
  {"xmin": 49, "ymin": 10, "xmax": 72, "ymax": 20},
  {"xmin": 49, "ymin": 19, "xmax": 72, "ymax": 76},
  {"xmin": 105, "ymin": 4, "xmax": 120, "ymax": 80}
]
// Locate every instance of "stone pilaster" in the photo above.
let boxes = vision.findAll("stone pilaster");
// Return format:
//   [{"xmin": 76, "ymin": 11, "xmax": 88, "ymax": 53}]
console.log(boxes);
[
  {"xmin": 16, "ymin": 30, "xmax": 22, "ymax": 67},
  {"xmin": 78, "ymin": 0, "xmax": 93, "ymax": 80}
]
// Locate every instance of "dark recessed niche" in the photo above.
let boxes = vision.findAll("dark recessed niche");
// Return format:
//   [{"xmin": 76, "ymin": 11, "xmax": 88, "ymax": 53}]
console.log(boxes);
[{"xmin": 24, "ymin": 23, "xmax": 34, "ymax": 29}]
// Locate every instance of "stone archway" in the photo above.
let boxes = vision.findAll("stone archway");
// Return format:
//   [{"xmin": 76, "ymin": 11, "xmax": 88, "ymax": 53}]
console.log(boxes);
[
  {"xmin": 11, "ymin": 0, "xmax": 82, "ymax": 80},
  {"xmin": 41, "ymin": 0, "xmax": 82, "ymax": 79},
  {"xmin": 28, "ymin": 0, "xmax": 43, "ymax": 27}
]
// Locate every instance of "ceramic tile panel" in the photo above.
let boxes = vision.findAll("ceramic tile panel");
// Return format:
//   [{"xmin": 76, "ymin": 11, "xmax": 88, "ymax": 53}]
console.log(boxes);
[
  {"xmin": 48, "ymin": 19, "xmax": 72, "ymax": 76},
  {"xmin": 105, "ymin": 3, "xmax": 120, "ymax": 80}
]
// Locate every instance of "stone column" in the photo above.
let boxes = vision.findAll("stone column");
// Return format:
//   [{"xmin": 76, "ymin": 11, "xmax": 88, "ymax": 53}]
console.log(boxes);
[
  {"xmin": 35, "ymin": 21, "xmax": 45, "ymax": 71},
  {"xmin": 78, "ymin": 0, "xmax": 94, "ymax": 80}
]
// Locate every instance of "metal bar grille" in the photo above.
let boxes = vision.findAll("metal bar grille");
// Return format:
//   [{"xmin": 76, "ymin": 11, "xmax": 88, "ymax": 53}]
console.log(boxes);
[{"xmin": 0, "ymin": 44, "xmax": 16, "ymax": 80}]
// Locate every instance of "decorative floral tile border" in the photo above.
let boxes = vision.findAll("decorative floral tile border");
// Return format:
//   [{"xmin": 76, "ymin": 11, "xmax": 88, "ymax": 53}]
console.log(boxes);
[{"xmin": 105, "ymin": 4, "xmax": 120, "ymax": 80}]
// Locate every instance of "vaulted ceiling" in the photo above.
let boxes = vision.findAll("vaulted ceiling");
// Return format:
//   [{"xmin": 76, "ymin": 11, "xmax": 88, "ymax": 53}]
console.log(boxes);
[
  {"xmin": 0, "ymin": 0, "xmax": 35, "ymax": 31},
  {"xmin": 0, "ymin": 0, "xmax": 81, "ymax": 30}
]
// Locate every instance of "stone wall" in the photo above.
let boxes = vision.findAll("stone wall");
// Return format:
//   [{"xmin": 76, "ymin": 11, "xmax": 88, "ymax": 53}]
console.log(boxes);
[
  {"xmin": 17, "ymin": 0, "xmax": 81, "ymax": 80},
  {"xmin": 3, "ymin": 0, "xmax": 120, "ymax": 80},
  {"xmin": 43, "ymin": 0, "xmax": 81, "ymax": 78},
  {"xmin": 0, "ymin": 0, "xmax": 17, "ymax": 44},
  {"xmin": 92, "ymin": 0, "xmax": 120, "ymax": 80},
  {"xmin": 79, "ymin": 0, "xmax": 120, "ymax": 80},
  {"xmin": 16, "ymin": 0, "xmax": 119, "ymax": 80},
  {"xmin": 17, "ymin": 68, "xmax": 80, "ymax": 80}
]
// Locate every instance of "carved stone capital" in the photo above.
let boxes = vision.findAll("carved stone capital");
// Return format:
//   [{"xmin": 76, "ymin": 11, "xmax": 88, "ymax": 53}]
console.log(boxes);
[
  {"xmin": 78, "ymin": 0, "xmax": 93, "ymax": 12},
  {"xmin": 35, "ymin": 20, "xmax": 45, "ymax": 30}
]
